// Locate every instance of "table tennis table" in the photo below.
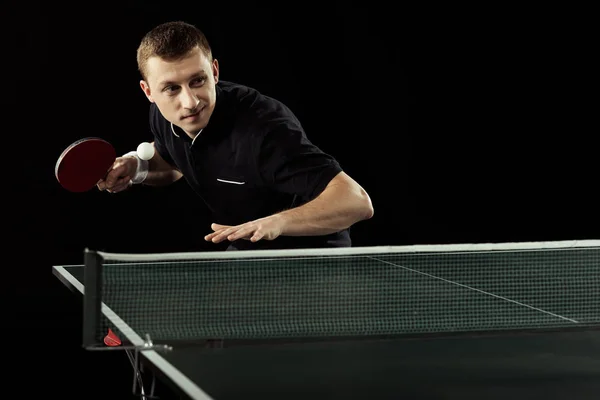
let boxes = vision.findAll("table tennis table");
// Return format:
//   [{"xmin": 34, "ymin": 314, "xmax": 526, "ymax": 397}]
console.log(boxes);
[{"xmin": 52, "ymin": 240, "xmax": 600, "ymax": 399}]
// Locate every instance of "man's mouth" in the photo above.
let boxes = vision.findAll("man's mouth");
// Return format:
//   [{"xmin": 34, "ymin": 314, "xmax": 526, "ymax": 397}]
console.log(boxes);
[{"xmin": 182, "ymin": 108, "xmax": 202, "ymax": 119}]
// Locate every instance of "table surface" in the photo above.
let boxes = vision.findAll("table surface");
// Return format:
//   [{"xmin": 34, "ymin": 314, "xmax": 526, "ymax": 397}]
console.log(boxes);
[{"xmin": 52, "ymin": 250, "xmax": 600, "ymax": 400}]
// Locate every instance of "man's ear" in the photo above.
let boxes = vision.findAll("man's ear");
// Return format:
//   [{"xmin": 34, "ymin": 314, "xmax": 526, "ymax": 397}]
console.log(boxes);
[
  {"xmin": 213, "ymin": 59, "xmax": 219, "ymax": 84},
  {"xmin": 140, "ymin": 80, "xmax": 154, "ymax": 103}
]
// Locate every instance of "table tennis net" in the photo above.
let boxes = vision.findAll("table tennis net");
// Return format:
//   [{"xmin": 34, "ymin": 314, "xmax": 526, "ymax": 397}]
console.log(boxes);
[{"xmin": 84, "ymin": 241, "xmax": 600, "ymax": 346}]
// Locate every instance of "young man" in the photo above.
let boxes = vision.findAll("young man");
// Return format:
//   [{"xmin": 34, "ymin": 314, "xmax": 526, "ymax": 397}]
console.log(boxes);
[{"xmin": 97, "ymin": 21, "xmax": 374, "ymax": 250}]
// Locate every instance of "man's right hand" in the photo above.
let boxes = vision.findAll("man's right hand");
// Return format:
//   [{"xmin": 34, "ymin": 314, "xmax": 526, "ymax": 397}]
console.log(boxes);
[{"xmin": 97, "ymin": 156, "xmax": 138, "ymax": 193}]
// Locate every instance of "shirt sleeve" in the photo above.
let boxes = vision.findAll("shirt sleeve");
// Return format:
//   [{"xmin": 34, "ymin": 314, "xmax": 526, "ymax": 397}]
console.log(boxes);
[{"xmin": 256, "ymin": 120, "xmax": 343, "ymax": 201}]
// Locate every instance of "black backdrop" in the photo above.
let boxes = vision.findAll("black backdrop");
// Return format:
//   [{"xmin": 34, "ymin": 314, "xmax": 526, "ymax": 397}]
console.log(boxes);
[{"xmin": 4, "ymin": 1, "xmax": 599, "ymax": 398}]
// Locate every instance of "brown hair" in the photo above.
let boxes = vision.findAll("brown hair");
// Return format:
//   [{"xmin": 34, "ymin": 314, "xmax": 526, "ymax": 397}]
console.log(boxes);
[{"xmin": 136, "ymin": 21, "xmax": 213, "ymax": 81}]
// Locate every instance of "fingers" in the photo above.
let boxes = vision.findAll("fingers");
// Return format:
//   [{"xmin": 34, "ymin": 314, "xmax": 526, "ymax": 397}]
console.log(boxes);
[
  {"xmin": 104, "ymin": 162, "xmax": 128, "ymax": 187},
  {"xmin": 204, "ymin": 223, "xmax": 227, "ymax": 242},
  {"xmin": 250, "ymin": 231, "xmax": 264, "ymax": 242},
  {"xmin": 205, "ymin": 222, "xmax": 269, "ymax": 243},
  {"xmin": 222, "ymin": 226, "xmax": 253, "ymax": 242},
  {"xmin": 204, "ymin": 223, "xmax": 232, "ymax": 243},
  {"xmin": 97, "ymin": 157, "xmax": 136, "ymax": 193},
  {"xmin": 211, "ymin": 223, "xmax": 228, "ymax": 231},
  {"xmin": 205, "ymin": 223, "xmax": 254, "ymax": 243},
  {"xmin": 97, "ymin": 174, "xmax": 132, "ymax": 192},
  {"xmin": 107, "ymin": 178, "xmax": 132, "ymax": 193},
  {"xmin": 204, "ymin": 224, "xmax": 236, "ymax": 243},
  {"xmin": 97, "ymin": 179, "xmax": 132, "ymax": 193}
]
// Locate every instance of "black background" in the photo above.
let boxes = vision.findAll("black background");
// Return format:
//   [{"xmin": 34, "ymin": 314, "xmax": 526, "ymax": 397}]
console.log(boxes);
[{"xmin": 4, "ymin": 1, "xmax": 599, "ymax": 398}]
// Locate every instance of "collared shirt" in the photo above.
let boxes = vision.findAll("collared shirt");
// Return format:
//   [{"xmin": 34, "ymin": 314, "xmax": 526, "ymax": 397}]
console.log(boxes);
[{"xmin": 150, "ymin": 80, "xmax": 350, "ymax": 249}]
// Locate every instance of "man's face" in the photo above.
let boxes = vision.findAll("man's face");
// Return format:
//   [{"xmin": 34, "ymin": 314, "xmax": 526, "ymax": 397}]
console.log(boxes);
[{"xmin": 140, "ymin": 47, "xmax": 219, "ymax": 137}]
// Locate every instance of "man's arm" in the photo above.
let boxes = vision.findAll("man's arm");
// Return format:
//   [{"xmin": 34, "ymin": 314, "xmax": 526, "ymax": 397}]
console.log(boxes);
[
  {"xmin": 205, "ymin": 171, "xmax": 374, "ymax": 243},
  {"xmin": 276, "ymin": 171, "xmax": 373, "ymax": 236},
  {"xmin": 97, "ymin": 142, "xmax": 182, "ymax": 193},
  {"xmin": 137, "ymin": 145, "xmax": 183, "ymax": 186}
]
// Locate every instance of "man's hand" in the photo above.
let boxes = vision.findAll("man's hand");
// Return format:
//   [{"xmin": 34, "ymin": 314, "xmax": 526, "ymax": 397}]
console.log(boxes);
[
  {"xmin": 97, "ymin": 156, "xmax": 137, "ymax": 193},
  {"xmin": 205, "ymin": 215, "xmax": 284, "ymax": 243}
]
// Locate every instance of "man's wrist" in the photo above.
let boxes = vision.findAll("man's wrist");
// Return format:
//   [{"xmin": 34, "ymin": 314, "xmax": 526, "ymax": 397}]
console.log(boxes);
[
  {"xmin": 270, "ymin": 211, "xmax": 290, "ymax": 237},
  {"xmin": 123, "ymin": 151, "xmax": 149, "ymax": 184}
]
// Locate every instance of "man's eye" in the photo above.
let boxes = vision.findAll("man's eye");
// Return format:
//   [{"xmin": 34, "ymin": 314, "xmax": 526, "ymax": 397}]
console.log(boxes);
[{"xmin": 191, "ymin": 77, "xmax": 206, "ymax": 86}]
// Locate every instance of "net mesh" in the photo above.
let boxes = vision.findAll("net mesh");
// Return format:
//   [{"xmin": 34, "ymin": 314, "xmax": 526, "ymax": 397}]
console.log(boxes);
[{"xmin": 91, "ymin": 242, "xmax": 600, "ymax": 343}]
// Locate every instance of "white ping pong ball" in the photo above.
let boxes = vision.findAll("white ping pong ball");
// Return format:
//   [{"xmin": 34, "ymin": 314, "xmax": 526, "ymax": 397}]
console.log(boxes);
[{"xmin": 136, "ymin": 142, "xmax": 155, "ymax": 161}]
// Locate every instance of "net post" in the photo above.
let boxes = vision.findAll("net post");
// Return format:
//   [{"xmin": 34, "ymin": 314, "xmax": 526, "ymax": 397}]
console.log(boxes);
[{"xmin": 83, "ymin": 248, "xmax": 103, "ymax": 348}]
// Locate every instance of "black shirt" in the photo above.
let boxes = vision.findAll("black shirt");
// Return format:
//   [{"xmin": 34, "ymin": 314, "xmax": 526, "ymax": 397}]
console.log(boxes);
[{"xmin": 149, "ymin": 80, "xmax": 351, "ymax": 250}]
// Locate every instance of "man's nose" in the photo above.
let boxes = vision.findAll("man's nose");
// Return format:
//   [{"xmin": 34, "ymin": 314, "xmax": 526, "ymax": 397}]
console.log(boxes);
[{"xmin": 180, "ymin": 87, "xmax": 200, "ymax": 110}]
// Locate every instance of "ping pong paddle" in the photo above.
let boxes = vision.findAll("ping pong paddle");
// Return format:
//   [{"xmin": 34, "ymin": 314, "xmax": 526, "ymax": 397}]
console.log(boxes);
[{"xmin": 55, "ymin": 137, "xmax": 116, "ymax": 192}]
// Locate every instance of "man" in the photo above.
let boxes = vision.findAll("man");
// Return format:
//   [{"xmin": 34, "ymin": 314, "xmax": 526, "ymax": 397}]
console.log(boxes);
[{"xmin": 98, "ymin": 21, "xmax": 374, "ymax": 250}]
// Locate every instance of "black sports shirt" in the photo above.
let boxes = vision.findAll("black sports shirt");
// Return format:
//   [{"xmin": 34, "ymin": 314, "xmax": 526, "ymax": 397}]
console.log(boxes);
[{"xmin": 149, "ymin": 80, "xmax": 350, "ymax": 249}]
